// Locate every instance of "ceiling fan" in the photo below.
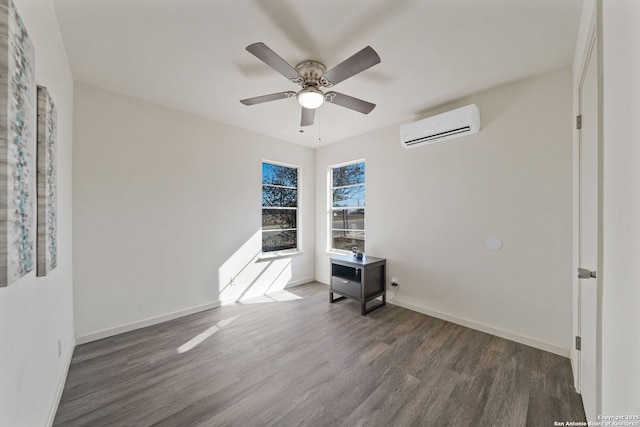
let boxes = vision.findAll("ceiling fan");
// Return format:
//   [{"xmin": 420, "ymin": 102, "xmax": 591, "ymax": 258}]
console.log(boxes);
[{"xmin": 240, "ymin": 42, "xmax": 381, "ymax": 127}]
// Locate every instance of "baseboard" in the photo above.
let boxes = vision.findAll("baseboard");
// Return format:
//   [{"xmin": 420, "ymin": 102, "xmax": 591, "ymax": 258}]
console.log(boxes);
[
  {"xmin": 46, "ymin": 336, "xmax": 76, "ymax": 427},
  {"xmin": 389, "ymin": 298, "xmax": 570, "ymax": 358},
  {"xmin": 75, "ymin": 300, "xmax": 221, "ymax": 345},
  {"xmin": 219, "ymin": 277, "xmax": 317, "ymax": 304},
  {"xmin": 75, "ymin": 278, "xmax": 314, "ymax": 345},
  {"xmin": 316, "ymin": 278, "xmax": 569, "ymax": 357}
]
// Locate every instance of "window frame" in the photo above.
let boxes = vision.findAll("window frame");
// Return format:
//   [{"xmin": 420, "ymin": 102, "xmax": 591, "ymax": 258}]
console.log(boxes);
[
  {"xmin": 328, "ymin": 159, "xmax": 365, "ymax": 254},
  {"xmin": 261, "ymin": 160, "xmax": 301, "ymax": 255}
]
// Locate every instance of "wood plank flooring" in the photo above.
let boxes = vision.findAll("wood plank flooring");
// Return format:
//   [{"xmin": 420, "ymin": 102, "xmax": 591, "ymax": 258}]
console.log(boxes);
[{"xmin": 54, "ymin": 282, "xmax": 586, "ymax": 426}]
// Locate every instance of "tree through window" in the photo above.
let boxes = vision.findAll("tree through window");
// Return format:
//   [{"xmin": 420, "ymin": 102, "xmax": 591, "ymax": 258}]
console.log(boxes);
[
  {"xmin": 330, "ymin": 161, "xmax": 365, "ymax": 252},
  {"xmin": 262, "ymin": 162, "xmax": 298, "ymax": 252}
]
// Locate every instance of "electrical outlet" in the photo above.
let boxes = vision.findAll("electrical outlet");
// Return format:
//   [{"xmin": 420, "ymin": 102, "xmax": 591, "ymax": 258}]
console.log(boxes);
[{"xmin": 390, "ymin": 276, "xmax": 399, "ymax": 286}]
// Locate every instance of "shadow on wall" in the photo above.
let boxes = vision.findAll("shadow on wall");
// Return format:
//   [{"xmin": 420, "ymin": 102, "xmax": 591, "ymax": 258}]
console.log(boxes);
[
  {"xmin": 217, "ymin": 230, "xmax": 302, "ymax": 305},
  {"xmin": 414, "ymin": 80, "xmax": 521, "ymax": 131}
]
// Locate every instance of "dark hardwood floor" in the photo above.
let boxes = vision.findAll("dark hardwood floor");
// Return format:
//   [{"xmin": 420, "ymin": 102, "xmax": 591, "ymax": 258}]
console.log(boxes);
[{"xmin": 54, "ymin": 282, "xmax": 586, "ymax": 426}]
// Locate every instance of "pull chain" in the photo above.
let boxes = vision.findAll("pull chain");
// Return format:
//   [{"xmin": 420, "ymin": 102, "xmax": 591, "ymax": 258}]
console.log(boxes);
[{"xmin": 317, "ymin": 108, "xmax": 322, "ymax": 143}]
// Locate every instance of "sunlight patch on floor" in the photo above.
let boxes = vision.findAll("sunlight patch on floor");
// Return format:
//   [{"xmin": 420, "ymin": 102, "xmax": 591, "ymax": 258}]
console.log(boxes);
[
  {"xmin": 177, "ymin": 316, "xmax": 238, "ymax": 354},
  {"xmin": 238, "ymin": 289, "xmax": 303, "ymax": 305}
]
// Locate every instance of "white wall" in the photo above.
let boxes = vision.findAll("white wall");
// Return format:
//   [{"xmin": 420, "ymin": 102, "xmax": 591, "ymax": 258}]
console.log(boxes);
[
  {"xmin": 316, "ymin": 69, "xmax": 573, "ymax": 356},
  {"xmin": 600, "ymin": 0, "xmax": 640, "ymax": 417},
  {"xmin": 0, "ymin": 0, "xmax": 74, "ymax": 426},
  {"xmin": 73, "ymin": 83, "xmax": 315, "ymax": 341}
]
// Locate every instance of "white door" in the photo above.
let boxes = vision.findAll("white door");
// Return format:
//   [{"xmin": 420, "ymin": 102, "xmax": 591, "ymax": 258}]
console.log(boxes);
[{"xmin": 577, "ymin": 34, "xmax": 599, "ymax": 422}]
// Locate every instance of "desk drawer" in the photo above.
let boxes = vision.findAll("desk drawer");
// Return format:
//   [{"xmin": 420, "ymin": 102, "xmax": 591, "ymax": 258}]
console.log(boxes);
[{"xmin": 331, "ymin": 277, "xmax": 361, "ymax": 299}]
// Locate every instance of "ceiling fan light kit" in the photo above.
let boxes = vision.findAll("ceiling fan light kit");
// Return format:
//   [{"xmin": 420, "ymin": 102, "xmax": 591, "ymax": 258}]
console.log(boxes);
[
  {"xmin": 240, "ymin": 42, "xmax": 380, "ymax": 127},
  {"xmin": 297, "ymin": 87, "xmax": 324, "ymax": 109}
]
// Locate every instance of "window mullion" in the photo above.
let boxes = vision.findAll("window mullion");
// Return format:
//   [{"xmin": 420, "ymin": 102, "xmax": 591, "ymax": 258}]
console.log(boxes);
[
  {"xmin": 262, "ymin": 184, "xmax": 298, "ymax": 190},
  {"xmin": 333, "ymin": 183, "xmax": 365, "ymax": 190}
]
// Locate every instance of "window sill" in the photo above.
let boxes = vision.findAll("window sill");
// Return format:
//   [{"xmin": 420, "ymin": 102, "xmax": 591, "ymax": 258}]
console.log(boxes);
[
  {"xmin": 326, "ymin": 250, "xmax": 352, "ymax": 257},
  {"xmin": 258, "ymin": 250, "xmax": 304, "ymax": 262}
]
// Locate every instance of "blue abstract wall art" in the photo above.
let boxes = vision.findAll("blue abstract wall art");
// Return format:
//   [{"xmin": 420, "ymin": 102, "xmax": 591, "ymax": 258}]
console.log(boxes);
[
  {"xmin": 0, "ymin": 0, "xmax": 36, "ymax": 286},
  {"xmin": 37, "ymin": 86, "xmax": 57, "ymax": 276}
]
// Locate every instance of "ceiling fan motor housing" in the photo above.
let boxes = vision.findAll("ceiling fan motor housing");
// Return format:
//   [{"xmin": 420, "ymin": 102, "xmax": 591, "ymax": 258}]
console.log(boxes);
[{"xmin": 295, "ymin": 60, "xmax": 326, "ymax": 89}]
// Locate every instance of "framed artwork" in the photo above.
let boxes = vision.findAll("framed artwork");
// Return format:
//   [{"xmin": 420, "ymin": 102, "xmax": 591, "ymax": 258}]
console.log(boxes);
[
  {"xmin": 36, "ymin": 86, "xmax": 57, "ymax": 276},
  {"xmin": 0, "ymin": 0, "xmax": 36, "ymax": 286}
]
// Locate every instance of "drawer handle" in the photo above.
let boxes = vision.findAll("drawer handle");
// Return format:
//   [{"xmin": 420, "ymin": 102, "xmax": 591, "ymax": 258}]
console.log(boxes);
[{"xmin": 341, "ymin": 280, "xmax": 349, "ymax": 284}]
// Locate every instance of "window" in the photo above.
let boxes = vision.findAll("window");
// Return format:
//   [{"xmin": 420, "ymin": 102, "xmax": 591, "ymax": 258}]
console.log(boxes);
[
  {"xmin": 330, "ymin": 161, "xmax": 365, "ymax": 252},
  {"xmin": 262, "ymin": 162, "xmax": 298, "ymax": 252}
]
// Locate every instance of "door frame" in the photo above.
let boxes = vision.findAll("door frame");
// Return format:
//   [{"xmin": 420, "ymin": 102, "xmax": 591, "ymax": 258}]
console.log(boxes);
[{"xmin": 572, "ymin": 2, "xmax": 603, "ymax": 419}]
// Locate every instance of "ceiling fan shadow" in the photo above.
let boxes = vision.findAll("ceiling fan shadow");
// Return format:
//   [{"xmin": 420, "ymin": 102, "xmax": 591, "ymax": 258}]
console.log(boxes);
[
  {"xmin": 355, "ymin": 70, "xmax": 394, "ymax": 85},
  {"xmin": 251, "ymin": 0, "xmax": 410, "ymax": 58},
  {"xmin": 250, "ymin": 0, "xmax": 319, "ymax": 54},
  {"xmin": 236, "ymin": 63, "xmax": 287, "ymax": 78},
  {"xmin": 329, "ymin": 1, "xmax": 412, "ymax": 50}
]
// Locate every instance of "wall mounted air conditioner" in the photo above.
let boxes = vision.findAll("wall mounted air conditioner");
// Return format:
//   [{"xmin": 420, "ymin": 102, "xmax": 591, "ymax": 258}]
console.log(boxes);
[{"xmin": 400, "ymin": 104, "xmax": 480, "ymax": 149}]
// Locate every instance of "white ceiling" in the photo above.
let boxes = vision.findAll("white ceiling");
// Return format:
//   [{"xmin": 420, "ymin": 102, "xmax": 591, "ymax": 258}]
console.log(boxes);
[{"xmin": 52, "ymin": 0, "xmax": 583, "ymax": 147}]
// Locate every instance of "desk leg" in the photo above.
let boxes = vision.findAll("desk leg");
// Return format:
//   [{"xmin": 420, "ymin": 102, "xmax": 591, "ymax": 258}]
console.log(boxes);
[
  {"xmin": 330, "ymin": 292, "xmax": 346, "ymax": 303},
  {"xmin": 362, "ymin": 294, "xmax": 386, "ymax": 315}
]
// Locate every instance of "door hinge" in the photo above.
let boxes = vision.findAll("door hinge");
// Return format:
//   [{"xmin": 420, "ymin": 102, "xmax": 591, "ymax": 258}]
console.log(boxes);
[
  {"xmin": 575, "ymin": 336, "xmax": 581, "ymax": 351},
  {"xmin": 578, "ymin": 268, "xmax": 597, "ymax": 279},
  {"xmin": 576, "ymin": 115, "xmax": 582, "ymax": 130}
]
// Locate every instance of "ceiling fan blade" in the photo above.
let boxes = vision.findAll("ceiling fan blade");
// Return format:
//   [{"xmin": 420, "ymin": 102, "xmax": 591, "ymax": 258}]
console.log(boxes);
[
  {"xmin": 240, "ymin": 91, "xmax": 296, "ymax": 106},
  {"xmin": 301, "ymin": 107, "xmax": 315, "ymax": 126},
  {"xmin": 325, "ymin": 92, "xmax": 375, "ymax": 114},
  {"xmin": 246, "ymin": 42, "xmax": 302, "ymax": 82},
  {"xmin": 320, "ymin": 46, "xmax": 381, "ymax": 87}
]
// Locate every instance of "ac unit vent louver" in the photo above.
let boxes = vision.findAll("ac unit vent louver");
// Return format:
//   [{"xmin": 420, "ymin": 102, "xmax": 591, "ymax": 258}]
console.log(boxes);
[{"xmin": 400, "ymin": 104, "xmax": 480, "ymax": 149}]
